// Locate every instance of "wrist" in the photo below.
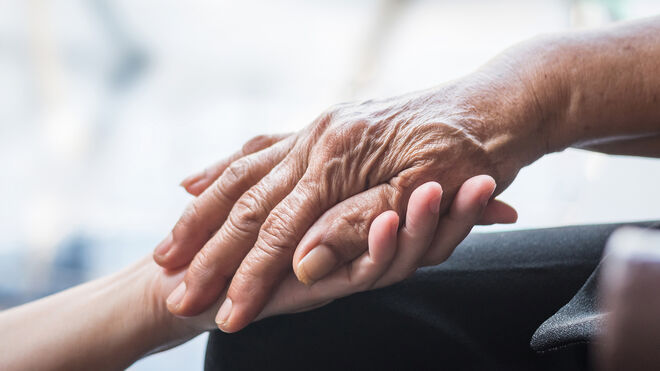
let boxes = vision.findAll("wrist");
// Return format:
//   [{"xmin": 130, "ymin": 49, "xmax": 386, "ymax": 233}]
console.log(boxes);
[
  {"xmin": 98, "ymin": 257, "xmax": 200, "ymax": 365},
  {"xmin": 435, "ymin": 46, "xmax": 564, "ymax": 185},
  {"xmin": 135, "ymin": 258, "xmax": 202, "ymax": 356}
]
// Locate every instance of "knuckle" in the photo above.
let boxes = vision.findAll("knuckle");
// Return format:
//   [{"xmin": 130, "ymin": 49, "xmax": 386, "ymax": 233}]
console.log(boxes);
[
  {"xmin": 234, "ymin": 187, "xmax": 271, "ymax": 225},
  {"xmin": 330, "ymin": 214, "xmax": 369, "ymax": 257},
  {"xmin": 224, "ymin": 158, "xmax": 250, "ymax": 184},
  {"xmin": 214, "ymin": 158, "xmax": 252, "ymax": 199},
  {"xmin": 263, "ymin": 208, "xmax": 297, "ymax": 237},
  {"xmin": 172, "ymin": 201, "xmax": 208, "ymax": 240},
  {"xmin": 231, "ymin": 198, "xmax": 261, "ymax": 226},
  {"xmin": 223, "ymin": 187, "xmax": 273, "ymax": 240},
  {"xmin": 225, "ymin": 208, "xmax": 262, "ymax": 243},
  {"xmin": 187, "ymin": 250, "xmax": 227, "ymax": 288},
  {"xmin": 228, "ymin": 267, "xmax": 262, "ymax": 299},
  {"xmin": 256, "ymin": 213, "xmax": 297, "ymax": 256}
]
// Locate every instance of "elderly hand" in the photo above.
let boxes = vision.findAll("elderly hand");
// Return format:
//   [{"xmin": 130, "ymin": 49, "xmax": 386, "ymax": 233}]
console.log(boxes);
[
  {"xmin": 155, "ymin": 58, "xmax": 541, "ymax": 332},
  {"xmin": 162, "ymin": 178, "xmax": 516, "ymax": 334}
]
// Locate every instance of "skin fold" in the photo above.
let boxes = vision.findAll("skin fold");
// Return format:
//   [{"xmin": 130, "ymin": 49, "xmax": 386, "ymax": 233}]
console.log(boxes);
[
  {"xmin": 0, "ymin": 177, "xmax": 505, "ymax": 370},
  {"xmin": 155, "ymin": 16, "xmax": 660, "ymax": 333}
]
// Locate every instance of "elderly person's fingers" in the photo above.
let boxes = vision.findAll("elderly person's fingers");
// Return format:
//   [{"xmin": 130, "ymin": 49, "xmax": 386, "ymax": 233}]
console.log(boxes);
[
  {"xmin": 180, "ymin": 134, "xmax": 291, "ymax": 196},
  {"xmin": 187, "ymin": 180, "xmax": 509, "ymax": 330},
  {"xmin": 212, "ymin": 175, "xmax": 332, "ymax": 332},
  {"xmin": 420, "ymin": 175, "xmax": 497, "ymax": 266},
  {"xmin": 153, "ymin": 137, "xmax": 295, "ymax": 269},
  {"xmin": 166, "ymin": 155, "xmax": 307, "ymax": 316},
  {"xmin": 212, "ymin": 177, "xmax": 494, "ymax": 333},
  {"xmin": 174, "ymin": 211, "xmax": 400, "ymax": 331},
  {"xmin": 185, "ymin": 179, "xmax": 511, "ymax": 331}
]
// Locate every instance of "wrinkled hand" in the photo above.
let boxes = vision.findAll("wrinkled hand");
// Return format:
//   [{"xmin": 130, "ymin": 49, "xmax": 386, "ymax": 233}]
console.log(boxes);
[
  {"xmin": 156, "ymin": 178, "xmax": 515, "ymax": 334},
  {"xmin": 155, "ymin": 81, "xmax": 532, "ymax": 332}
]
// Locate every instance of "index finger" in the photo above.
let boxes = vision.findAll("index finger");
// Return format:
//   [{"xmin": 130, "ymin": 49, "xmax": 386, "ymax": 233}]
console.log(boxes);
[
  {"xmin": 181, "ymin": 133, "xmax": 290, "ymax": 196},
  {"xmin": 154, "ymin": 137, "xmax": 295, "ymax": 269}
]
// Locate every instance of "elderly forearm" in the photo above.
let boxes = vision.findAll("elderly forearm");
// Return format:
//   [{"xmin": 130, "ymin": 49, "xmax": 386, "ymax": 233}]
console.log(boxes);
[{"xmin": 514, "ymin": 16, "xmax": 660, "ymax": 154}]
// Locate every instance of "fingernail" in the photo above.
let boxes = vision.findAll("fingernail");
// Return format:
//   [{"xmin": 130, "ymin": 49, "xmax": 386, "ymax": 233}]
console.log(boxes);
[
  {"xmin": 154, "ymin": 232, "xmax": 173, "ymax": 257},
  {"xmin": 166, "ymin": 281, "xmax": 186, "ymax": 309},
  {"xmin": 429, "ymin": 194, "xmax": 442, "ymax": 214},
  {"xmin": 296, "ymin": 244, "xmax": 338, "ymax": 285},
  {"xmin": 390, "ymin": 216, "xmax": 399, "ymax": 237},
  {"xmin": 480, "ymin": 185, "xmax": 496, "ymax": 207},
  {"xmin": 216, "ymin": 298, "xmax": 233, "ymax": 329},
  {"xmin": 180, "ymin": 170, "xmax": 205, "ymax": 187},
  {"xmin": 186, "ymin": 178, "xmax": 208, "ymax": 195}
]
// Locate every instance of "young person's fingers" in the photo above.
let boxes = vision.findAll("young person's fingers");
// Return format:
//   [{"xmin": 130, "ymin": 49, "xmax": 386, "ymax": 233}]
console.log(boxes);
[
  {"xmin": 477, "ymin": 199, "xmax": 518, "ymax": 225},
  {"xmin": 420, "ymin": 175, "xmax": 496, "ymax": 266},
  {"xmin": 181, "ymin": 134, "xmax": 290, "ymax": 196},
  {"xmin": 374, "ymin": 182, "xmax": 443, "ymax": 287}
]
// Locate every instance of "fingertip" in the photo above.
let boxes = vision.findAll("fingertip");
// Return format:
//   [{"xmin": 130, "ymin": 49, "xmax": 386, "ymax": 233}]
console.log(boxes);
[
  {"xmin": 383, "ymin": 210, "xmax": 400, "ymax": 237},
  {"xmin": 153, "ymin": 249, "xmax": 184, "ymax": 270},
  {"xmin": 479, "ymin": 199, "xmax": 518, "ymax": 225},
  {"xmin": 368, "ymin": 210, "xmax": 399, "ymax": 263},
  {"xmin": 180, "ymin": 171, "xmax": 205, "ymax": 188},
  {"xmin": 464, "ymin": 174, "xmax": 496, "ymax": 195},
  {"xmin": 417, "ymin": 181, "xmax": 443, "ymax": 195},
  {"xmin": 215, "ymin": 294, "xmax": 260, "ymax": 334},
  {"xmin": 412, "ymin": 181, "xmax": 443, "ymax": 214},
  {"xmin": 184, "ymin": 179, "xmax": 208, "ymax": 196},
  {"xmin": 153, "ymin": 233, "xmax": 174, "ymax": 266},
  {"xmin": 504, "ymin": 203, "xmax": 518, "ymax": 223}
]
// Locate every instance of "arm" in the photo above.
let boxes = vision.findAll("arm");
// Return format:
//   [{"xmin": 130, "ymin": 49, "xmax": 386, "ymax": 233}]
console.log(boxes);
[
  {"xmin": 0, "ymin": 258, "xmax": 190, "ymax": 371},
  {"xmin": 515, "ymin": 16, "xmax": 660, "ymax": 156},
  {"xmin": 155, "ymin": 16, "xmax": 660, "ymax": 333},
  {"xmin": 0, "ymin": 178, "xmax": 502, "ymax": 370}
]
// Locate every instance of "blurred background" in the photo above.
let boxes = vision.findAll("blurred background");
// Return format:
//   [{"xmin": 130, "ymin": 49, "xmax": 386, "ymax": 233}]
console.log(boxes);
[{"xmin": 0, "ymin": 0, "xmax": 659, "ymax": 369}]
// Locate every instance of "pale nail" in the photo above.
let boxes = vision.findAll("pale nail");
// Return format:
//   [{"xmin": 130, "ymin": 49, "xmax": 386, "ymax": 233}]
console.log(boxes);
[
  {"xmin": 480, "ymin": 184, "xmax": 496, "ymax": 207},
  {"xmin": 296, "ymin": 244, "xmax": 338, "ymax": 285},
  {"xmin": 429, "ymin": 194, "xmax": 442, "ymax": 214},
  {"xmin": 166, "ymin": 281, "xmax": 186, "ymax": 309},
  {"xmin": 216, "ymin": 298, "xmax": 233, "ymax": 328},
  {"xmin": 180, "ymin": 170, "xmax": 205, "ymax": 187},
  {"xmin": 154, "ymin": 232, "xmax": 173, "ymax": 257},
  {"xmin": 186, "ymin": 178, "xmax": 208, "ymax": 194}
]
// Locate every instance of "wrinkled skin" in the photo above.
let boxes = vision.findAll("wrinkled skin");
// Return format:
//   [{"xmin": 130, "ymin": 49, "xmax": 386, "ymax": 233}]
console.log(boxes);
[
  {"xmin": 154, "ymin": 69, "xmax": 535, "ymax": 332},
  {"xmin": 165, "ymin": 178, "xmax": 495, "ymax": 333},
  {"xmin": 159, "ymin": 14, "xmax": 660, "ymax": 334}
]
